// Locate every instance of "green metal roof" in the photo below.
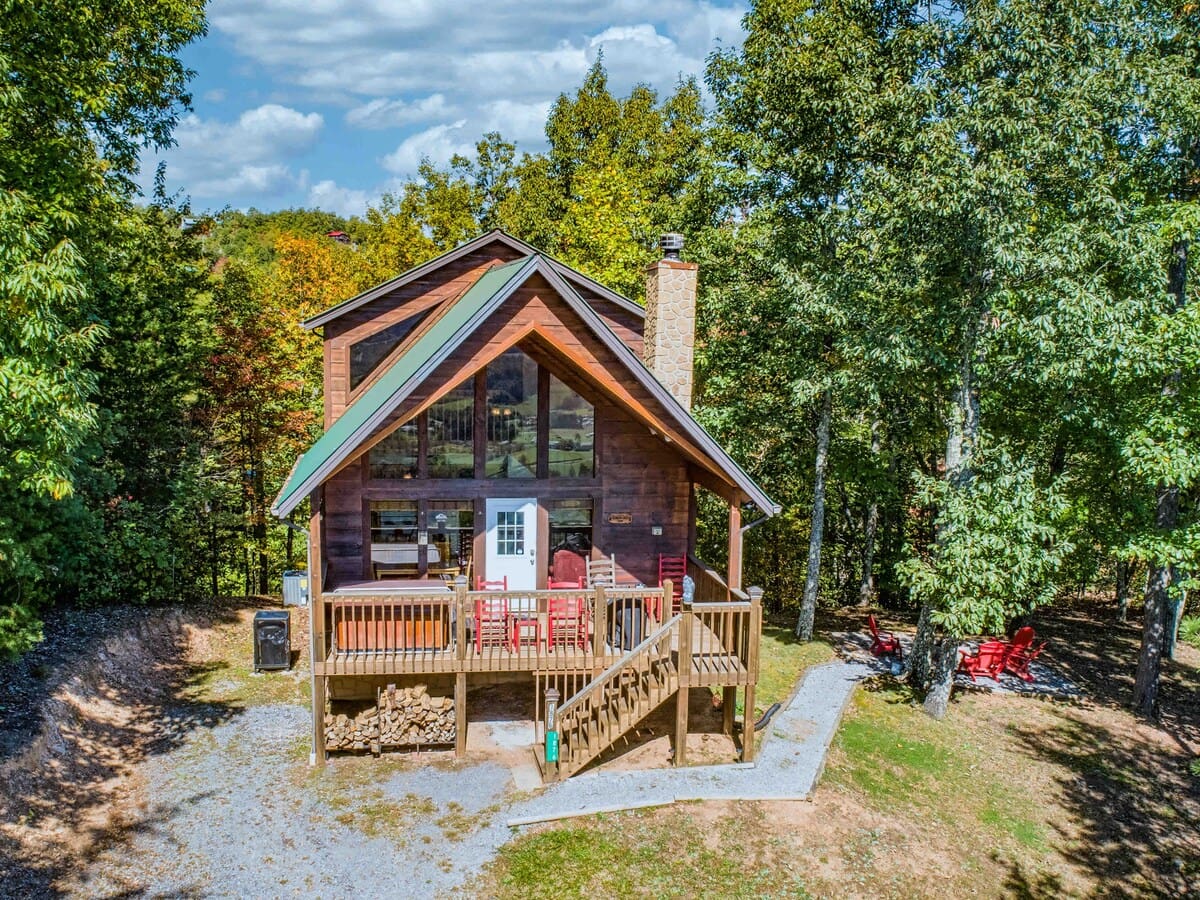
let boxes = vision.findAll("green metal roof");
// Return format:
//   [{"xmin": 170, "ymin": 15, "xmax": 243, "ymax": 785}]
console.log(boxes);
[{"xmin": 271, "ymin": 255, "xmax": 537, "ymax": 517}]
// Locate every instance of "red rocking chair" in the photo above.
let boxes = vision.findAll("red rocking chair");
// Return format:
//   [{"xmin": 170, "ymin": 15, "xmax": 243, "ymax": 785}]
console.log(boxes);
[
  {"xmin": 868, "ymin": 614, "xmax": 903, "ymax": 659},
  {"xmin": 956, "ymin": 640, "xmax": 1010, "ymax": 681}
]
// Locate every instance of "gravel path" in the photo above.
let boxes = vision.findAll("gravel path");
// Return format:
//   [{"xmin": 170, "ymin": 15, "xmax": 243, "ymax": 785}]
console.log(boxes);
[{"xmin": 75, "ymin": 660, "xmax": 870, "ymax": 898}]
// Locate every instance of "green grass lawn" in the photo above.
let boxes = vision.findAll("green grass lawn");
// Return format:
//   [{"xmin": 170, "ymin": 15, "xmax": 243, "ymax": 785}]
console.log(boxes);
[
  {"xmin": 478, "ymin": 602, "xmax": 1200, "ymax": 898},
  {"xmin": 483, "ymin": 805, "xmax": 812, "ymax": 899}
]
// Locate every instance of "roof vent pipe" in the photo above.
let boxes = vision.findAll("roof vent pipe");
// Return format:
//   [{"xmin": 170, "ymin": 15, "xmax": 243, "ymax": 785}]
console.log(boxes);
[{"xmin": 660, "ymin": 233, "xmax": 685, "ymax": 261}]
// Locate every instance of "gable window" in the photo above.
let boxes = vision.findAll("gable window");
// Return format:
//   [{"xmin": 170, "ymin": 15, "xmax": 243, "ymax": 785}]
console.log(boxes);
[
  {"xmin": 427, "ymin": 379, "xmax": 474, "ymax": 478},
  {"xmin": 485, "ymin": 349, "xmax": 538, "ymax": 478},
  {"xmin": 548, "ymin": 375, "xmax": 594, "ymax": 478},
  {"xmin": 368, "ymin": 423, "xmax": 418, "ymax": 479},
  {"xmin": 349, "ymin": 311, "xmax": 428, "ymax": 390}
]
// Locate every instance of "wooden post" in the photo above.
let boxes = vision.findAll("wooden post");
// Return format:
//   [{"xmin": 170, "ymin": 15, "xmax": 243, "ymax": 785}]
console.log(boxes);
[
  {"xmin": 675, "ymin": 594, "xmax": 693, "ymax": 766},
  {"xmin": 661, "ymin": 579, "xmax": 673, "ymax": 625},
  {"xmin": 455, "ymin": 577, "xmax": 468, "ymax": 660},
  {"xmin": 674, "ymin": 684, "xmax": 689, "ymax": 767},
  {"xmin": 309, "ymin": 489, "xmax": 327, "ymax": 767},
  {"xmin": 722, "ymin": 686, "xmax": 736, "ymax": 736},
  {"xmin": 593, "ymin": 584, "xmax": 607, "ymax": 657},
  {"xmin": 455, "ymin": 672, "xmax": 468, "ymax": 758},
  {"xmin": 743, "ymin": 586, "xmax": 763, "ymax": 763},
  {"xmin": 728, "ymin": 502, "xmax": 742, "ymax": 593}
]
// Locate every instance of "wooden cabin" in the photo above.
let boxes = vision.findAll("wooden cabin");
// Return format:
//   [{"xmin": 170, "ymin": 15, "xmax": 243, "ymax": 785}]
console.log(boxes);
[{"xmin": 271, "ymin": 230, "xmax": 778, "ymax": 779}]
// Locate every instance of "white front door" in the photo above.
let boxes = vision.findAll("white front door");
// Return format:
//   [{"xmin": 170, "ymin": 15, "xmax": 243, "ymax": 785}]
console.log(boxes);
[{"xmin": 485, "ymin": 498, "xmax": 538, "ymax": 591}]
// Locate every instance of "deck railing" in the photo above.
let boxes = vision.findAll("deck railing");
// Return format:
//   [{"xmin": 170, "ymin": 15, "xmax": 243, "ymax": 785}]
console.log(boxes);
[
  {"xmin": 687, "ymin": 553, "xmax": 732, "ymax": 603},
  {"xmin": 319, "ymin": 582, "xmax": 671, "ymax": 675}
]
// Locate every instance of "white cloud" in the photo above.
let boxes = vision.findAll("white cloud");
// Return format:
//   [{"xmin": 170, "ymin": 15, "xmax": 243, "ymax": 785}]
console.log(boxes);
[
  {"xmin": 163, "ymin": 2, "xmax": 749, "ymax": 207},
  {"xmin": 206, "ymin": 1, "xmax": 746, "ymax": 106},
  {"xmin": 381, "ymin": 120, "xmax": 473, "ymax": 178},
  {"xmin": 345, "ymin": 93, "xmax": 452, "ymax": 129},
  {"xmin": 203, "ymin": 88, "xmax": 227, "ymax": 103},
  {"xmin": 149, "ymin": 103, "xmax": 323, "ymax": 201},
  {"xmin": 308, "ymin": 179, "xmax": 372, "ymax": 217}
]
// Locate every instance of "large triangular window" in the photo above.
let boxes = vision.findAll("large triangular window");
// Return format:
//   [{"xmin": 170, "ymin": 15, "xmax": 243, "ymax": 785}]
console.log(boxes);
[{"xmin": 349, "ymin": 311, "xmax": 429, "ymax": 390}]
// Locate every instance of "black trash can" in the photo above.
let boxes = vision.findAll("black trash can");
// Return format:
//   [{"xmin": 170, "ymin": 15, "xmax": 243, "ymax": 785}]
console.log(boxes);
[
  {"xmin": 254, "ymin": 610, "xmax": 291, "ymax": 671},
  {"xmin": 607, "ymin": 597, "xmax": 647, "ymax": 651}
]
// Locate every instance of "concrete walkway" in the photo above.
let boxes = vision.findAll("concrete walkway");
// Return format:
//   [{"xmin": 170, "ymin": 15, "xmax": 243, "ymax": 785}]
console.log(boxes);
[{"xmin": 504, "ymin": 658, "xmax": 873, "ymax": 823}]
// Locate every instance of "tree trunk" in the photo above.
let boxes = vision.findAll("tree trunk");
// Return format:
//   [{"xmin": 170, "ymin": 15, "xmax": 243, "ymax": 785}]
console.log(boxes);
[
  {"xmin": 1133, "ymin": 234, "xmax": 1188, "ymax": 717},
  {"xmin": 1165, "ymin": 594, "xmax": 1183, "ymax": 661},
  {"xmin": 920, "ymin": 335, "xmax": 980, "ymax": 717},
  {"xmin": 858, "ymin": 419, "xmax": 882, "ymax": 606},
  {"xmin": 796, "ymin": 387, "xmax": 833, "ymax": 640},
  {"xmin": 922, "ymin": 634, "xmax": 961, "ymax": 720},
  {"xmin": 1116, "ymin": 558, "xmax": 1131, "ymax": 623},
  {"xmin": 907, "ymin": 604, "xmax": 934, "ymax": 691}
]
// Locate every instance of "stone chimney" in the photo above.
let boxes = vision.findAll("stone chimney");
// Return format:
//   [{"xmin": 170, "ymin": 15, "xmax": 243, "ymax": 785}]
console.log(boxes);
[{"xmin": 643, "ymin": 233, "xmax": 698, "ymax": 409}]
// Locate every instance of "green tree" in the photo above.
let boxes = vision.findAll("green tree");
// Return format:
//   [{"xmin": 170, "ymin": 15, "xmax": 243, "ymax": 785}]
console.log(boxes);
[{"xmin": 0, "ymin": 0, "xmax": 205, "ymax": 651}]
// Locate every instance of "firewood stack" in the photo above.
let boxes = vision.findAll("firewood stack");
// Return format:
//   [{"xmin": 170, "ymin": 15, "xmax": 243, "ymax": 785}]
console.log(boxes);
[
  {"xmin": 324, "ymin": 683, "xmax": 455, "ymax": 752},
  {"xmin": 324, "ymin": 706, "xmax": 379, "ymax": 752},
  {"xmin": 377, "ymin": 683, "xmax": 455, "ymax": 746}
]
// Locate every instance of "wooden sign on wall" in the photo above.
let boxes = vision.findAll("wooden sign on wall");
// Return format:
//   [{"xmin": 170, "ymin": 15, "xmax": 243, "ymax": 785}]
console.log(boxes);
[{"xmin": 607, "ymin": 512, "xmax": 633, "ymax": 525}]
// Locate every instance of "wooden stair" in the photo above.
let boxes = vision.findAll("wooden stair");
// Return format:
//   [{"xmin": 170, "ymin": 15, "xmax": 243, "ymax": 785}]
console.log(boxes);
[{"xmin": 542, "ymin": 615, "xmax": 682, "ymax": 780}]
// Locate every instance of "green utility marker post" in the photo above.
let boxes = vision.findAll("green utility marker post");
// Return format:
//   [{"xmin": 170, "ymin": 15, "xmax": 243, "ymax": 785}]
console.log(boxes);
[{"xmin": 545, "ymin": 687, "xmax": 560, "ymax": 764}]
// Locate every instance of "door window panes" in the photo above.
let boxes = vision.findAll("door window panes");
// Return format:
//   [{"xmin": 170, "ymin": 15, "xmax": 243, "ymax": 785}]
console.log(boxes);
[
  {"xmin": 496, "ymin": 510, "xmax": 525, "ymax": 555},
  {"xmin": 548, "ymin": 375, "xmax": 594, "ymax": 478},
  {"xmin": 427, "ymin": 379, "xmax": 475, "ymax": 478},
  {"xmin": 349, "ymin": 312, "xmax": 428, "ymax": 390},
  {"xmin": 368, "ymin": 423, "xmax": 418, "ymax": 479},
  {"xmin": 486, "ymin": 349, "xmax": 538, "ymax": 478}
]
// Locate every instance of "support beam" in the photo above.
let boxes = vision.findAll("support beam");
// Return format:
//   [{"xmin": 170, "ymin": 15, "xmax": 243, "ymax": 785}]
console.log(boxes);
[
  {"xmin": 309, "ymin": 488, "xmax": 327, "ymax": 767},
  {"xmin": 728, "ymin": 503, "xmax": 743, "ymax": 592},
  {"xmin": 722, "ymin": 686, "xmax": 736, "ymax": 736},
  {"xmin": 312, "ymin": 675, "xmax": 327, "ymax": 767},
  {"xmin": 674, "ymin": 685, "xmax": 689, "ymax": 766},
  {"xmin": 455, "ymin": 672, "xmax": 468, "ymax": 757},
  {"xmin": 742, "ymin": 683, "xmax": 756, "ymax": 763}
]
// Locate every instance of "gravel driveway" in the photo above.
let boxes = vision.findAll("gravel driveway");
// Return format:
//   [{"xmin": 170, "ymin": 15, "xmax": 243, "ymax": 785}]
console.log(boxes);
[{"xmin": 66, "ymin": 659, "xmax": 867, "ymax": 899}]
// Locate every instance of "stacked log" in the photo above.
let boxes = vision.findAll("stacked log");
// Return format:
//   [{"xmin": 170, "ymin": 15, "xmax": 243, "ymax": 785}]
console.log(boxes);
[
  {"xmin": 324, "ymin": 706, "xmax": 379, "ymax": 752},
  {"xmin": 377, "ymin": 683, "xmax": 455, "ymax": 746}
]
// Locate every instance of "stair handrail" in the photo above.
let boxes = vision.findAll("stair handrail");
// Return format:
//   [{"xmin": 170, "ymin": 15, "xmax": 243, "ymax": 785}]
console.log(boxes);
[{"xmin": 556, "ymin": 613, "xmax": 682, "ymax": 717}]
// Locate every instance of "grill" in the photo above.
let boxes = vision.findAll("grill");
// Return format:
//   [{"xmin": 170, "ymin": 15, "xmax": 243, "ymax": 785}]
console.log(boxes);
[{"xmin": 253, "ymin": 610, "xmax": 291, "ymax": 671}]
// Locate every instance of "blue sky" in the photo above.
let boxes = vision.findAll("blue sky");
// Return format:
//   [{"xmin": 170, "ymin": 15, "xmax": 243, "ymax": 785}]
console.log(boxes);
[{"xmin": 141, "ymin": 1, "xmax": 749, "ymax": 218}]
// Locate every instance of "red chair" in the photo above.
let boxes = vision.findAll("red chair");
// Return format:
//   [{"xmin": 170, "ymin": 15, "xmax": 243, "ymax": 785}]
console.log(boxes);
[
  {"xmin": 657, "ymin": 554, "xmax": 687, "ymax": 614},
  {"xmin": 1004, "ymin": 640, "xmax": 1046, "ymax": 682},
  {"xmin": 476, "ymin": 575, "xmax": 508, "ymax": 591},
  {"xmin": 957, "ymin": 640, "xmax": 1010, "ymax": 681},
  {"xmin": 867, "ymin": 615, "xmax": 903, "ymax": 659},
  {"xmin": 548, "ymin": 595, "xmax": 589, "ymax": 650},
  {"xmin": 474, "ymin": 597, "xmax": 510, "ymax": 653},
  {"xmin": 1008, "ymin": 626, "xmax": 1035, "ymax": 653},
  {"xmin": 547, "ymin": 577, "xmax": 584, "ymax": 589}
]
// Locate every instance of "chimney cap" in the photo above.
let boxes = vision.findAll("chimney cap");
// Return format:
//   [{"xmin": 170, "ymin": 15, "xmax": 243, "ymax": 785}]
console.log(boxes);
[{"xmin": 660, "ymin": 233, "xmax": 684, "ymax": 260}]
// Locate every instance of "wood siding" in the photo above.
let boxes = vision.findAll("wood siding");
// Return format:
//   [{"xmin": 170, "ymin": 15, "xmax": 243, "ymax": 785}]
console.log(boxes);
[
  {"xmin": 322, "ymin": 243, "xmax": 647, "ymax": 426},
  {"xmin": 316, "ymin": 271, "xmax": 721, "ymax": 589}
]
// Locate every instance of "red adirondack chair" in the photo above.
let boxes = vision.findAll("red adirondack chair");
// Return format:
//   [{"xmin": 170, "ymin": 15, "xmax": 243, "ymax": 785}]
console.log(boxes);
[
  {"xmin": 547, "ymin": 577, "xmax": 584, "ymax": 589},
  {"xmin": 1004, "ymin": 640, "xmax": 1046, "ymax": 682},
  {"xmin": 1009, "ymin": 626, "xmax": 1035, "ymax": 653},
  {"xmin": 957, "ymin": 640, "xmax": 1010, "ymax": 681},
  {"xmin": 868, "ymin": 615, "xmax": 903, "ymax": 659}
]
